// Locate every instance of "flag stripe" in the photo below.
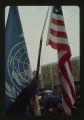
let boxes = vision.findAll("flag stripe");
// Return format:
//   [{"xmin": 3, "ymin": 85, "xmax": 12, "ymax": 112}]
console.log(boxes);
[
  {"xmin": 64, "ymin": 61, "xmax": 76, "ymax": 96},
  {"xmin": 51, "ymin": 18, "xmax": 65, "ymax": 26},
  {"xmin": 58, "ymin": 50, "xmax": 67, "ymax": 60},
  {"xmin": 50, "ymin": 28, "xmax": 68, "ymax": 38},
  {"xmin": 51, "ymin": 13, "xmax": 64, "ymax": 21},
  {"xmin": 62, "ymin": 62, "xmax": 76, "ymax": 100},
  {"xmin": 48, "ymin": 39, "xmax": 70, "ymax": 51},
  {"xmin": 61, "ymin": 71, "xmax": 75, "ymax": 105},
  {"xmin": 67, "ymin": 59, "xmax": 73, "ymax": 74},
  {"xmin": 58, "ymin": 52, "xmax": 71, "ymax": 68},
  {"xmin": 61, "ymin": 84, "xmax": 73, "ymax": 109},
  {"xmin": 62, "ymin": 96, "xmax": 71, "ymax": 115},
  {"xmin": 48, "ymin": 34, "xmax": 68, "ymax": 45},
  {"xmin": 50, "ymin": 22, "xmax": 66, "ymax": 32}
]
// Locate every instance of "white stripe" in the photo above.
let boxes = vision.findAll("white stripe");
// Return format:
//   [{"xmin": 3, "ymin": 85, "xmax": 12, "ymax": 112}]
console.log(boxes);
[
  {"xmin": 47, "ymin": 33, "xmax": 69, "ymax": 45},
  {"xmin": 61, "ymin": 70, "xmax": 75, "ymax": 105},
  {"xmin": 50, "ymin": 22, "xmax": 66, "ymax": 32},
  {"xmin": 64, "ymin": 61, "xmax": 76, "ymax": 92},
  {"xmin": 58, "ymin": 50, "xmax": 67, "ymax": 60},
  {"xmin": 62, "ymin": 96, "xmax": 71, "ymax": 115},
  {"xmin": 51, "ymin": 13, "xmax": 64, "ymax": 21}
]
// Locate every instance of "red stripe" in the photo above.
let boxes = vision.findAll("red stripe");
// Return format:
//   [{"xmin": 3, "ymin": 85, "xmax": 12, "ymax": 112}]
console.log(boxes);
[
  {"xmin": 50, "ymin": 28, "xmax": 68, "ymax": 38},
  {"xmin": 61, "ymin": 64, "xmax": 76, "ymax": 100},
  {"xmin": 61, "ymin": 85, "xmax": 73, "ymax": 109},
  {"xmin": 58, "ymin": 52, "xmax": 71, "ymax": 68},
  {"xmin": 51, "ymin": 18, "xmax": 65, "ymax": 26},
  {"xmin": 48, "ymin": 39, "xmax": 71, "ymax": 52},
  {"xmin": 58, "ymin": 68, "xmax": 72, "ymax": 115},
  {"xmin": 48, "ymin": 39, "xmax": 71, "ymax": 67}
]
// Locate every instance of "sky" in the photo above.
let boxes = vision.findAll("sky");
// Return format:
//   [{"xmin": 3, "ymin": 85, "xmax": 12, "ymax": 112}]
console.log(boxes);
[{"xmin": 5, "ymin": 6, "xmax": 80, "ymax": 71}]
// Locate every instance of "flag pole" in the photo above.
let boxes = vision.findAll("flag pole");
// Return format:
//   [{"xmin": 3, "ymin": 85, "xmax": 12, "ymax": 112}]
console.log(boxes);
[{"xmin": 35, "ymin": 6, "xmax": 50, "ymax": 79}]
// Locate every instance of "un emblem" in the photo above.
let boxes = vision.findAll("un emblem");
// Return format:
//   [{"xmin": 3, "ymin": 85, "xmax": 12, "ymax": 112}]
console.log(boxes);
[{"xmin": 6, "ymin": 41, "xmax": 33, "ymax": 96}]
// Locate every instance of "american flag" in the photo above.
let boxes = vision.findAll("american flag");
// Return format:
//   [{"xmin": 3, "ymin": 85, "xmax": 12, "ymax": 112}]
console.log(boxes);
[{"xmin": 47, "ymin": 6, "xmax": 76, "ymax": 115}]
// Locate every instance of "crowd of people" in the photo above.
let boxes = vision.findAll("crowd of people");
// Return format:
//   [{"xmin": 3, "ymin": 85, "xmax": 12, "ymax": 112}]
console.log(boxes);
[
  {"xmin": 37, "ymin": 82, "xmax": 80, "ymax": 116},
  {"xmin": 6, "ymin": 78, "xmax": 80, "ymax": 116}
]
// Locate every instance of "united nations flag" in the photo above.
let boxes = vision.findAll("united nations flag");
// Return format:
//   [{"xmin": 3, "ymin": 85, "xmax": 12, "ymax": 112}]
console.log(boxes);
[{"xmin": 5, "ymin": 6, "xmax": 33, "ymax": 111}]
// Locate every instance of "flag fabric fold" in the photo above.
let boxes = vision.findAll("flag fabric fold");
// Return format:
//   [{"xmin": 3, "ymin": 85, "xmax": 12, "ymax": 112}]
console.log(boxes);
[
  {"xmin": 5, "ymin": 6, "xmax": 33, "ymax": 111},
  {"xmin": 47, "ymin": 6, "xmax": 76, "ymax": 115}
]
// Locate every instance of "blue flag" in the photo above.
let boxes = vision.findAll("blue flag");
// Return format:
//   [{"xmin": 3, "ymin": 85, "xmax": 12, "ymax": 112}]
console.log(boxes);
[{"xmin": 5, "ymin": 6, "xmax": 33, "ymax": 111}]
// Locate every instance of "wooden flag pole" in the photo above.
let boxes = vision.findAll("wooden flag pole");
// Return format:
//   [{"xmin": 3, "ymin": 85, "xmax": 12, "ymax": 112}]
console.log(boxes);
[{"xmin": 35, "ymin": 6, "xmax": 50, "ymax": 79}]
